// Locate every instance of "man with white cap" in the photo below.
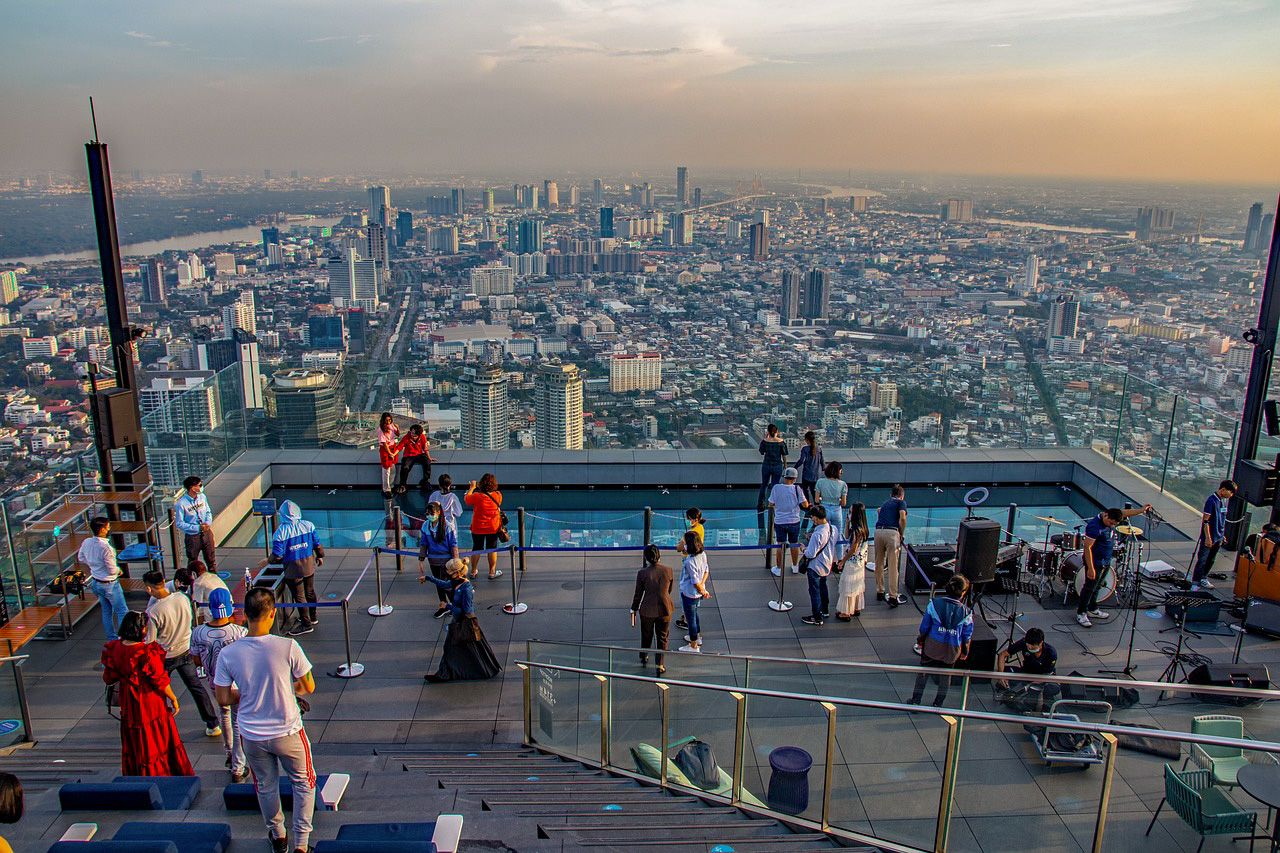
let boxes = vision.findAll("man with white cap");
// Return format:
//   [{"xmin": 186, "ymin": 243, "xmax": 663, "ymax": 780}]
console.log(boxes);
[
  {"xmin": 190, "ymin": 586, "xmax": 248, "ymax": 781},
  {"xmin": 768, "ymin": 467, "xmax": 810, "ymax": 575}
]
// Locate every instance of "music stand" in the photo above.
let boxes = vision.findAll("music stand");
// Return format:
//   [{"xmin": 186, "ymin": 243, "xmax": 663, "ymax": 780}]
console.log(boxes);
[{"xmin": 1158, "ymin": 594, "xmax": 1207, "ymax": 687}]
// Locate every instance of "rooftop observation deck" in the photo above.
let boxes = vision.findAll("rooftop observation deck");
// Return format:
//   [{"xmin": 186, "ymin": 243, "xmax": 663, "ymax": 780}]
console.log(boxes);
[{"xmin": 2, "ymin": 448, "xmax": 1278, "ymax": 852}]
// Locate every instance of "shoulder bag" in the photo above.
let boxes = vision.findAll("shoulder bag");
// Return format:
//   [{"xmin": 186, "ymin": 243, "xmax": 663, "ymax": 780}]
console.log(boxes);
[{"xmin": 482, "ymin": 492, "xmax": 511, "ymax": 543}]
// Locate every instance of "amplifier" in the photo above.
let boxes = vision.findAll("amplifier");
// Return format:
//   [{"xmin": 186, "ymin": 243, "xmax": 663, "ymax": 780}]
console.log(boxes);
[
  {"xmin": 1165, "ymin": 590, "xmax": 1221, "ymax": 623},
  {"xmin": 904, "ymin": 544, "xmax": 957, "ymax": 593},
  {"xmin": 995, "ymin": 545, "xmax": 1022, "ymax": 576},
  {"xmin": 965, "ymin": 619, "xmax": 997, "ymax": 672},
  {"xmin": 1186, "ymin": 663, "xmax": 1271, "ymax": 705},
  {"xmin": 1244, "ymin": 597, "xmax": 1280, "ymax": 639}
]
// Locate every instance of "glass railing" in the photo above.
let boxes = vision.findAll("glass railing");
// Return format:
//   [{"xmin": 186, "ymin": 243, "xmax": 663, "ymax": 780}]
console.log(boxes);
[
  {"xmin": 518, "ymin": 644, "xmax": 1280, "ymax": 852},
  {"xmin": 0, "ymin": 648, "xmax": 32, "ymax": 747}
]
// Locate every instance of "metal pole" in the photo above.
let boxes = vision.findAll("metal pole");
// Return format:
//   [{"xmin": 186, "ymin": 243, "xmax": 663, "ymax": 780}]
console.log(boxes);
[
  {"xmin": 1091, "ymin": 733, "xmax": 1119, "ymax": 853},
  {"xmin": 765, "ymin": 506, "xmax": 775, "ymax": 572},
  {"xmin": 504, "ymin": 544, "xmax": 526, "ymax": 614},
  {"xmin": 167, "ymin": 508, "xmax": 180, "ymax": 577},
  {"xmin": 368, "ymin": 547, "xmax": 392, "ymax": 616},
  {"xmin": 597, "ymin": 674, "xmax": 610, "ymax": 768},
  {"xmin": 0, "ymin": 502, "xmax": 26, "ymax": 610},
  {"xmin": 9, "ymin": 642, "xmax": 32, "ymax": 743},
  {"xmin": 644, "ymin": 506, "xmax": 652, "ymax": 545},
  {"xmin": 335, "ymin": 598, "xmax": 364, "ymax": 678},
  {"xmin": 767, "ymin": 508, "xmax": 792, "ymax": 612},
  {"xmin": 934, "ymin": 715, "xmax": 961, "ymax": 853},
  {"xmin": 730, "ymin": 691, "xmax": 746, "ymax": 806},
  {"xmin": 820, "ymin": 701, "xmax": 837, "ymax": 832},
  {"xmin": 1160, "ymin": 394, "xmax": 1179, "ymax": 493},
  {"xmin": 53, "ymin": 533, "xmax": 70, "ymax": 638},
  {"xmin": 517, "ymin": 507, "xmax": 526, "ymax": 573},
  {"xmin": 657, "ymin": 683, "xmax": 670, "ymax": 789},
  {"xmin": 1004, "ymin": 503, "xmax": 1017, "ymax": 546},
  {"xmin": 1112, "ymin": 373, "xmax": 1128, "ymax": 463},
  {"xmin": 393, "ymin": 507, "xmax": 403, "ymax": 572},
  {"xmin": 518, "ymin": 663, "xmax": 532, "ymax": 744}
]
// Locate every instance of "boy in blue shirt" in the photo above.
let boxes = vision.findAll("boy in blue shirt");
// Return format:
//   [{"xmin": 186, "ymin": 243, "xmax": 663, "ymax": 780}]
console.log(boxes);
[{"xmin": 1191, "ymin": 480, "xmax": 1236, "ymax": 590}]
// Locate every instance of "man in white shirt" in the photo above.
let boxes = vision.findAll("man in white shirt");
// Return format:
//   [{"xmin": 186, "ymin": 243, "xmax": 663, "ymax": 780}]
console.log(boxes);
[
  {"xmin": 768, "ymin": 467, "xmax": 810, "ymax": 575},
  {"xmin": 173, "ymin": 475, "xmax": 217, "ymax": 572},
  {"xmin": 187, "ymin": 559, "xmax": 229, "ymax": 625},
  {"xmin": 215, "ymin": 587, "xmax": 317, "ymax": 853},
  {"xmin": 144, "ymin": 569, "xmax": 222, "ymax": 736},
  {"xmin": 800, "ymin": 506, "xmax": 839, "ymax": 626},
  {"xmin": 77, "ymin": 516, "xmax": 127, "ymax": 641},
  {"xmin": 191, "ymin": 587, "xmax": 248, "ymax": 782}
]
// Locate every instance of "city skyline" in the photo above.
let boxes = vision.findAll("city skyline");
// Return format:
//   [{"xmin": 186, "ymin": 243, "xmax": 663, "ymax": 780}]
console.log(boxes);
[{"xmin": 1, "ymin": 2, "xmax": 1278, "ymax": 183}]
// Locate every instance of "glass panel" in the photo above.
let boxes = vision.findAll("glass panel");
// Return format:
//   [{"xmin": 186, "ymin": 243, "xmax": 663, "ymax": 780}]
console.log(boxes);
[
  {"xmin": 1113, "ymin": 376, "xmax": 1176, "ymax": 489},
  {"xmin": 739, "ymin": 692, "xmax": 829, "ymax": 824},
  {"xmin": 605, "ymin": 676, "xmax": 661, "ymax": 777},
  {"xmin": 1165, "ymin": 398, "xmax": 1238, "ymax": 505},
  {"xmin": 528, "ymin": 664, "xmax": 601, "ymax": 764},
  {"xmin": 662, "ymin": 682, "xmax": 741, "ymax": 796},
  {"xmin": 0, "ymin": 657, "xmax": 24, "ymax": 748}
]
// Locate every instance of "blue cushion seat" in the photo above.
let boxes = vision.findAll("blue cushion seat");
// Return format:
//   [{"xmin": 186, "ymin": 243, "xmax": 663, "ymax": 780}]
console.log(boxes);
[
  {"xmin": 47, "ymin": 843, "xmax": 178, "ymax": 853},
  {"xmin": 111, "ymin": 821, "xmax": 231, "ymax": 853},
  {"xmin": 59, "ymin": 782, "xmax": 163, "ymax": 811},
  {"xmin": 223, "ymin": 774, "xmax": 331, "ymax": 811},
  {"xmin": 335, "ymin": 823, "xmax": 438, "ymax": 841},
  {"xmin": 113, "ymin": 775, "xmax": 201, "ymax": 809}
]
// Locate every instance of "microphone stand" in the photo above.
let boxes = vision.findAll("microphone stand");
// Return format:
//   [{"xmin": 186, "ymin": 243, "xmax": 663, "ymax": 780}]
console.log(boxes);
[{"xmin": 1100, "ymin": 530, "xmax": 1146, "ymax": 680}]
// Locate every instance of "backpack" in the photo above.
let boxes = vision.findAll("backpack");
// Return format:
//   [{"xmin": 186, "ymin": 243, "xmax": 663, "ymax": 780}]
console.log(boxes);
[{"xmin": 673, "ymin": 739, "xmax": 720, "ymax": 788}]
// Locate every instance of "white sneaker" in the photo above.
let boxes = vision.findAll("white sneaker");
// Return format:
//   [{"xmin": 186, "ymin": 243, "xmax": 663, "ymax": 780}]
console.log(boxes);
[
  {"xmin": 678, "ymin": 644, "xmax": 700, "ymax": 653},
  {"xmin": 1088, "ymin": 609, "xmax": 1109, "ymax": 620},
  {"xmin": 791, "ymin": 566, "xmax": 799, "ymax": 574},
  {"xmin": 205, "ymin": 725, "xmax": 223, "ymax": 737},
  {"xmin": 1198, "ymin": 579, "xmax": 1215, "ymax": 589},
  {"xmin": 684, "ymin": 635, "xmax": 694, "ymax": 643},
  {"xmin": 770, "ymin": 567, "xmax": 781, "ymax": 577},
  {"xmin": 1076, "ymin": 613, "xmax": 1092, "ymax": 628},
  {"xmin": 913, "ymin": 643, "xmax": 923, "ymax": 656}
]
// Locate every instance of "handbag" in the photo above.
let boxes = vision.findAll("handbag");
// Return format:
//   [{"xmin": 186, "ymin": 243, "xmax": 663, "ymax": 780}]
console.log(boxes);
[{"xmin": 481, "ymin": 492, "xmax": 510, "ymax": 542}]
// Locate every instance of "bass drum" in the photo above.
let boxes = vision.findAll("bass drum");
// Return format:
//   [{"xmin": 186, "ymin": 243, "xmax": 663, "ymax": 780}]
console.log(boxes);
[{"xmin": 1070, "ymin": 553, "xmax": 1116, "ymax": 604}]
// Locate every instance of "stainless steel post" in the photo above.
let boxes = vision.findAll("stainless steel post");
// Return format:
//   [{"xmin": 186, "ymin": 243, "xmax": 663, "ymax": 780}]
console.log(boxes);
[{"xmin": 368, "ymin": 547, "xmax": 392, "ymax": 617}]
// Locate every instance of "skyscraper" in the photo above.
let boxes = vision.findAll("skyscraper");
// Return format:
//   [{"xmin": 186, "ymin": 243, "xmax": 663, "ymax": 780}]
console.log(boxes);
[
  {"xmin": 749, "ymin": 222, "xmax": 769, "ymax": 261},
  {"xmin": 1025, "ymin": 255, "xmax": 1040, "ymax": 292},
  {"xmin": 535, "ymin": 362, "xmax": 583, "ymax": 450},
  {"xmin": 451, "ymin": 187, "xmax": 465, "ymax": 215},
  {"xmin": 592, "ymin": 178, "xmax": 603, "ymax": 205},
  {"xmin": 329, "ymin": 249, "xmax": 378, "ymax": 310},
  {"xmin": 142, "ymin": 258, "xmax": 166, "ymax": 306},
  {"xmin": 1136, "ymin": 207, "xmax": 1175, "ymax": 240},
  {"xmin": 939, "ymin": 199, "xmax": 974, "ymax": 222},
  {"xmin": 1245, "ymin": 203, "xmax": 1264, "ymax": 251},
  {"xmin": 870, "ymin": 380, "xmax": 899, "ymax": 409},
  {"xmin": 396, "ymin": 210, "xmax": 413, "ymax": 244},
  {"xmin": 568, "ymin": 185, "xmax": 579, "ymax": 207},
  {"xmin": 513, "ymin": 218, "xmax": 544, "ymax": 254},
  {"xmin": 676, "ymin": 166, "xmax": 688, "ymax": 207},
  {"xmin": 850, "ymin": 196, "xmax": 868, "ymax": 213},
  {"xmin": 368, "ymin": 186, "xmax": 391, "ymax": 226},
  {"xmin": 780, "ymin": 270, "xmax": 801, "ymax": 325},
  {"xmin": 261, "ymin": 227, "xmax": 280, "ymax": 256},
  {"xmin": 1047, "ymin": 295, "xmax": 1080, "ymax": 344},
  {"xmin": 266, "ymin": 368, "xmax": 342, "ymax": 447},
  {"xmin": 459, "ymin": 365, "xmax": 509, "ymax": 449},
  {"xmin": 366, "ymin": 223, "xmax": 389, "ymax": 282},
  {"xmin": 1261, "ymin": 214, "xmax": 1276, "ymax": 255},
  {"xmin": 803, "ymin": 268, "xmax": 830, "ymax": 322},
  {"xmin": 609, "ymin": 352, "xmax": 662, "ymax": 392},
  {"xmin": 483, "ymin": 188, "xmax": 495, "ymax": 213},
  {"xmin": 599, "ymin": 207, "xmax": 614, "ymax": 238},
  {"xmin": 0, "ymin": 270, "xmax": 18, "ymax": 304},
  {"xmin": 672, "ymin": 212, "xmax": 693, "ymax": 245},
  {"xmin": 542, "ymin": 180, "xmax": 558, "ymax": 210},
  {"xmin": 693, "ymin": 187, "xmax": 701, "ymax": 209}
]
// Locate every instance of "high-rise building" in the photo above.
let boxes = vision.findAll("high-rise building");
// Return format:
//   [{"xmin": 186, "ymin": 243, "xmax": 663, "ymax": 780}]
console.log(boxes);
[
  {"xmin": 396, "ymin": 210, "xmax": 413, "ymax": 244},
  {"xmin": 142, "ymin": 258, "xmax": 166, "ymax": 306},
  {"xmin": 427, "ymin": 226, "xmax": 459, "ymax": 253},
  {"xmin": 672, "ymin": 212, "xmax": 693, "ymax": 245},
  {"xmin": 870, "ymin": 380, "xmax": 899, "ymax": 410},
  {"xmin": 469, "ymin": 264, "xmax": 514, "ymax": 297},
  {"xmin": 543, "ymin": 180, "xmax": 558, "ymax": 209},
  {"xmin": 1025, "ymin": 255, "xmax": 1040, "ymax": 292},
  {"xmin": 308, "ymin": 315, "xmax": 345, "ymax": 350},
  {"xmin": 693, "ymin": 187, "xmax": 701, "ymax": 209},
  {"xmin": 1245, "ymin": 203, "xmax": 1264, "ymax": 251},
  {"xmin": 1261, "ymin": 214, "xmax": 1276, "ymax": 254},
  {"xmin": 850, "ymin": 196, "xmax": 868, "ymax": 213},
  {"xmin": 599, "ymin": 207, "xmax": 614, "ymax": 239},
  {"xmin": 803, "ymin": 268, "xmax": 830, "ymax": 322},
  {"xmin": 592, "ymin": 179, "xmax": 603, "ymax": 205},
  {"xmin": 609, "ymin": 352, "xmax": 662, "ymax": 392},
  {"xmin": 1136, "ymin": 206, "xmax": 1175, "ymax": 240},
  {"xmin": 512, "ymin": 218, "xmax": 544, "ymax": 254},
  {"xmin": 676, "ymin": 166, "xmax": 688, "ymax": 206},
  {"xmin": 368, "ymin": 185, "xmax": 391, "ymax": 226},
  {"xmin": 459, "ymin": 365, "xmax": 509, "ymax": 449},
  {"xmin": 451, "ymin": 187, "xmax": 465, "ymax": 215},
  {"xmin": 214, "ymin": 253, "xmax": 236, "ymax": 276},
  {"xmin": 940, "ymin": 199, "xmax": 974, "ymax": 223},
  {"xmin": 328, "ymin": 249, "xmax": 378, "ymax": 310},
  {"xmin": 535, "ymin": 362, "xmax": 583, "ymax": 450},
  {"xmin": 780, "ymin": 270, "xmax": 801, "ymax": 325},
  {"xmin": 0, "ymin": 270, "xmax": 18, "ymax": 304},
  {"xmin": 366, "ymin": 222, "xmax": 389, "ymax": 284},
  {"xmin": 261, "ymin": 227, "xmax": 280, "ymax": 257},
  {"xmin": 1047, "ymin": 295, "xmax": 1081, "ymax": 345},
  {"xmin": 568, "ymin": 185, "xmax": 579, "ymax": 207},
  {"xmin": 195, "ymin": 327, "xmax": 264, "ymax": 412},
  {"xmin": 222, "ymin": 289, "xmax": 256, "ymax": 338},
  {"xmin": 191, "ymin": 169, "xmax": 203, "ymax": 185},
  {"xmin": 347, "ymin": 307, "xmax": 367, "ymax": 355},
  {"xmin": 266, "ymin": 368, "xmax": 342, "ymax": 447},
  {"xmin": 749, "ymin": 222, "xmax": 769, "ymax": 261},
  {"xmin": 483, "ymin": 188, "xmax": 495, "ymax": 213}
]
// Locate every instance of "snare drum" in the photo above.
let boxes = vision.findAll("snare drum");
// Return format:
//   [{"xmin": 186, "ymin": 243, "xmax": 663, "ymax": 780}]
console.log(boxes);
[
  {"xmin": 1026, "ymin": 547, "xmax": 1059, "ymax": 575},
  {"xmin": 1071, "ymin": 554, "xmax": 1116, "ymax": 604}
]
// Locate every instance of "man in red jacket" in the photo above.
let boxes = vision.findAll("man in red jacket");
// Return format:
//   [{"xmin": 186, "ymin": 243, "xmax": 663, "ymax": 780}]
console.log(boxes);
[{"xmin": 396, "ymin": 423, "xmax": 432, "ymax": 494}]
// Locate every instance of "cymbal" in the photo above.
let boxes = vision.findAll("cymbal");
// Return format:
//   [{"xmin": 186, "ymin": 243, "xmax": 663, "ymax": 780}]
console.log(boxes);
[
  {"xmin": 1114, "ymin": 524, "xmax": 1143, "ymax": 536},
  {"xmin": 1030, "ymin": 514, "xmax": 1068, "ymax": 526}
]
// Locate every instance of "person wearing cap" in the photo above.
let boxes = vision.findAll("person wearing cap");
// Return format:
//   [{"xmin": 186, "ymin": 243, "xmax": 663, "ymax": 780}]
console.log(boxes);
[
  {"xmin": 188, "ymin": 559, "xmax": 229, "ymax": 626},
  {"xmin": 190, "ymin": 587, "xmax": 249, "ymax": 781},
  {"xmin": 768, "ymin": 467, "xmax": 810, "ymax": 575}
]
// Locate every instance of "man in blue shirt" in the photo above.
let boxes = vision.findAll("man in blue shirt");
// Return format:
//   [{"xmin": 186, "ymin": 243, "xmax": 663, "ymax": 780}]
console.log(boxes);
[
  {"xmin": 873, "ymin": 485, "xmax": 908, "ymax": 607},
  {"xmin": 174, "ymin": 475, "xmax": 218, "ymax": 572},
  {"xmin": 1191, "ymin": 479, "xmax": 1236, "ymax": 590},
  {"xmin": 1078, "ymin": 503, "xmax": 1151, "ymax": 628}
]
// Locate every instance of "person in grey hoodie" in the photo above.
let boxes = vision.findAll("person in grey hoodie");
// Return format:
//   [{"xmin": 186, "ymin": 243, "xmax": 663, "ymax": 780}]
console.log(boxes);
[{"xmin": 257, "ymin": 501, "xmax": 325, "ymax": 637}]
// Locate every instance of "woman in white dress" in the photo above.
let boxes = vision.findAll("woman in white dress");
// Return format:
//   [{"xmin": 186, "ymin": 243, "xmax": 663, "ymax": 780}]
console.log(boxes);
[{"xmin": 834, "ymin": 502, "xmax": 869, "ymax": 621}]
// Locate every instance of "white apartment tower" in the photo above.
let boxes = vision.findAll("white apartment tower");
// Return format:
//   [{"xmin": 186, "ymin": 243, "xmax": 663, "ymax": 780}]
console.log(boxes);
[
  {"xmin": 609, "ymin": 352, "xmax": 662, "ymax": 392},
  {"xmin": 535, "ymin": 362, "xmax": 583, "ymax": 450},
  {"xmin": 459, "ymin": 365, "xmax": 509, "ymax": 449}
]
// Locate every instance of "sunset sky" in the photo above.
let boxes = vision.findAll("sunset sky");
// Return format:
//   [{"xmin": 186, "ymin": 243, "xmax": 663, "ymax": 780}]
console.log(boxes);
[{"xmin": 3, "ymin": 0, "xmax": 1278, "ymax": 183}]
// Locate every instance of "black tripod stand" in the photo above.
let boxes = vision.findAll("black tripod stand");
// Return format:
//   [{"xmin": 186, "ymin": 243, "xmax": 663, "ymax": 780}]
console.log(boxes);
[{"xmin": 1158, "ymin": 594, "xmax": 1206, "ymax": 693}]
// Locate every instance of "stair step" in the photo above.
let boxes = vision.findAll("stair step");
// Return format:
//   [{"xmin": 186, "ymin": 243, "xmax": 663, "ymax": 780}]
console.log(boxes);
[
  {"xmin": 401, "ymin": 760, "xmax": 582, "ymax": 770},
  {"xmin": 539, "ymin": 822, "xmax": 788, "ymax": 837},
  {"xmin": 513, "ymin": 806, "xmax": 742, "ymax": 818},
  {"xmin": 484, "ymin": 795, "xmax": 699, "ymax": 809},
  {"xmin": 441, "ymin": 778, "xmax": 634, "ymax": 790},
  {"xmin": 571, "ymin": 840, "xmax": 837, "ymax": 851}
]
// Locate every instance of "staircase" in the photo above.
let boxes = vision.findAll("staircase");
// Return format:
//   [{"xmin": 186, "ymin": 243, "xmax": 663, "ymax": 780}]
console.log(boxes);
[{"xmin": 385, "ymin": 745, "xmax": 863, "ymax": 852}]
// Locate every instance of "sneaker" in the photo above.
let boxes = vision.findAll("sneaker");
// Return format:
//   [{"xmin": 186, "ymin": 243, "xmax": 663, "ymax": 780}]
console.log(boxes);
[
  {"xmin": 801, "ymin": 616, "xmax": 824, "ymax": 626},
  {"xmin": 876, "ymin": 592, "xmax": 886, "ymax": 602},
  {"xmin": 433, "ymin": 606, "xmax": 449, "ymax": 620},
  {"xmin": 1087, "ymin": 609, "xmax": 1110, "ymax": 620},
  {"xmin": 684, "ymin": 635, "xmax": 694, "ymax": 643},
  {"xmin": 821, "ymin": 611, "xmax": 830, "ymax": 619},
  {"xmin": 675, "ymin": 618, "xmax": 688, "ymax": 629},
  {"xmin": 293, "ymin": 847, "xmax": 314, "ymax": 853},
  {"xmin": 913, "ymin": 643, "xmax": 923, "ymax": 655},
  {"xmin": 678, "ymin": 644, "xmax": 700, "ymax": 653},
  {"xmin": 206, "ymin": 725, "xmax": 223, "ymax": 737},
  {"xmin": 887, "ymin": 596, "xmax": 900, "ymax": 609},
  {"xmin": 1198, "ymin": 579, "xmax": 1215, "ymax": 589},
  {"xmin": 1076, "ymin": 613, "xmax": 1093, "ymax": 628},
  {"xmin": 288, "ymin": 623, "xmax": 314, "ymax": 636},
  {"xmin": 232, "ymin": 768, "xmax": 250, "ymax": 784},
  {"xmin": 896, "ymin": 594, "xmax": 908, "ymax": 605},
  {"xmin": 270, "ymin": 834, "xmax": 289, "ymax": 853},
  {"xmin": 791, "ymin": 566, "xmax": 800, "ymax": 574},
  {"xmin": 770, "ymin": 566, "xmax": 781, "ymax": 577}
]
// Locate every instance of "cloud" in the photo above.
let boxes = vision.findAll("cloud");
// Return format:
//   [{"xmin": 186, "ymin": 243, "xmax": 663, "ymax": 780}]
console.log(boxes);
[
  {"xmin": 304, "ymin": 34, "xmax": 375, "ymax": 44},
  {"xmin": 124, "ymin": 30, "xmax": 175, "ymax": 48}
]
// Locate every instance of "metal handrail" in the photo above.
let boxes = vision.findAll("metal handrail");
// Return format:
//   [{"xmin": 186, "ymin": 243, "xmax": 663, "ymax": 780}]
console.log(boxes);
[
  {"xmin": 0, "ymin": 655, "xmax": 29, "ymax": 665},
  {"xmin": 526, "ymin": 638, "xmax": 1280, "ymax": 704}
]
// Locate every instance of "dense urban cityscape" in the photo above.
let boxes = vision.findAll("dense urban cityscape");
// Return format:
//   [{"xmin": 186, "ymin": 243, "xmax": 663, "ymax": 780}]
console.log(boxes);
[{"xmin": 0, "ymin": 170, "xmax": 1272, "ymax": 507}]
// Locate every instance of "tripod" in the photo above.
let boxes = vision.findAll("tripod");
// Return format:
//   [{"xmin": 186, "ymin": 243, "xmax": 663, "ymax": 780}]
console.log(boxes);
[{"xmin": 1158, "ymin": 594, "xmax": 1206, "ymax": 690}]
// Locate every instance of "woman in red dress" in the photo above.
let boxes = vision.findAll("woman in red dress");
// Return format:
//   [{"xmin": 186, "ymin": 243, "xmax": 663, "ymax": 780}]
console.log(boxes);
[{"xmin": 101, "ymin": 610, "xmax": 195, "ymax": 776}]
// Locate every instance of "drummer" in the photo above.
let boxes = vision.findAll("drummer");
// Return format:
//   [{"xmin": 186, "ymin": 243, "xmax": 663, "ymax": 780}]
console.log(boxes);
[{"xmin": 1077, "ymin": 504, "xmax": 1152, "ymax": 629}]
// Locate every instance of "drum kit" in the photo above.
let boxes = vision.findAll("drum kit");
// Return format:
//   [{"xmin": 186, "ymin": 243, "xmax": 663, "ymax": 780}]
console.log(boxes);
[{"xmin": 1019, "ymin": 513, "xmax": 1146, "ymax": 607}]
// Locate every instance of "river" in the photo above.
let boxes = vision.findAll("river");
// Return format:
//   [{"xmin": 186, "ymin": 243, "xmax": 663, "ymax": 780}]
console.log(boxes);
[{"xmin": 2, "ymin": 216, "xmax": 344, "ymax": 266}]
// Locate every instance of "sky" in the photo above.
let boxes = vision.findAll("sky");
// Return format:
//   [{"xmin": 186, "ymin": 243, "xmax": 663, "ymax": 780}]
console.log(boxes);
[{"xmin": 2, "ymin": 0, "xmax": 1279, "ymax": 184}]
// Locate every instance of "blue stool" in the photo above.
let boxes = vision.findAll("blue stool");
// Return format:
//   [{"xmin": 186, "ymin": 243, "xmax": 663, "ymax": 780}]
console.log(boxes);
[{"xmin": 767, "ymin": 746, "xmax": 813, "ymax": 815}]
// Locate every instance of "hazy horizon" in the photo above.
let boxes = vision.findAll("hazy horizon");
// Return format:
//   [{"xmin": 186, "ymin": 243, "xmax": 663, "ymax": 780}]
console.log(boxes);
[{"xmin": 3, "ymin": 1, "xmax": 1279, "ymax": 184}]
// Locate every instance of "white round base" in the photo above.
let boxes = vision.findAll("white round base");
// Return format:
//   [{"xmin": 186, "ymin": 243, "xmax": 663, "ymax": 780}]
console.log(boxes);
[
  {"xmin": 504, "ymin": 602, "xmax": 529, "ymax": 615},
  {"xmin": 367, "ymin": 604, "xmax": 394, "ymax": 617},
  {"xmin": 768, "ymin": 600, "xmax": 794, "ymax": 612},
  {"xmin": 335, "ymin": 662, "xmax": 365, "ymax": 678}
]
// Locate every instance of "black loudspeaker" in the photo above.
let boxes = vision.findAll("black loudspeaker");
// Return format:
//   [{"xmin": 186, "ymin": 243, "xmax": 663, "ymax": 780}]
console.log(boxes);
[
  {"xmin": 93, "ymin": 389, "xmax": 142, "ymax": 449},
  {"xmin": 1186, "ymin": 663, "xmax": 1271, "ymax": 705},
  {"xmin": 1245, "ymin": 597, "xmax": 1280, "ymax": 639},
  {"xmin": 956, "ymin": 518, "xmax": 1001, "ymax": 584},
  {"xmin": 965, "ymin": 619, "xmax": 997, "ymax": 672},
  {"xmin": 1165, "ymin": 590, "xmax": 1221, "ymax": 623},
  {"xmin": 904, "ymin": 544, "xmax": 956, "ymax": 593},
  {"xmin": 112, "ymin": 461, "xmax": 151, "ymax": 488}
]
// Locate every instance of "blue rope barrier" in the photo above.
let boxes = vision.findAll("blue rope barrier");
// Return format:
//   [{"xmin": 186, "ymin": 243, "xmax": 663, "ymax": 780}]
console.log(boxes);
[{"xmin": 378, "ymin": 545, "xmax": 512, "ymax": 558}]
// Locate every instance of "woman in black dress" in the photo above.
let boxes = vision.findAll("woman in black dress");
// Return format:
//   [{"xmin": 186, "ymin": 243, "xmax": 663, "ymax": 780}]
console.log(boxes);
[{"xmin": 424, "ymin": 558, "xmax": 502, "ymax": 682}]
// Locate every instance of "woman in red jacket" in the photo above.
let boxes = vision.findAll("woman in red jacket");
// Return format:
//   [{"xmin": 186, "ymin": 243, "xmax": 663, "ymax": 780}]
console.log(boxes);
[
  {"xmin": 396, "ymin": 423, "xmax": 431, "ymax": 494},
  {"xmin": 464, "ymin": 473, "xmax": 504, "ymax": 580}
]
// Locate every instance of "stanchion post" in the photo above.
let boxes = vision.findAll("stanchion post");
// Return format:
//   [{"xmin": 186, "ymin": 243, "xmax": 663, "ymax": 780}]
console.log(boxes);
[
  {"xmin": 644, "ymin": 506, "xmax": 652, "ymax": 545},
  {"xmin": 1005, "ymin": 503, "xmax": 1017, "ymax": 545},
  {"xmin": 368, "ymin": 547, "xmax": 393, "ymax": 617},
  {"xmin": 517, "ymin": 508, "xmax": 526, "ymax": 572},
  {"xmin": 767, "ymin": 506, "xmax": 792, "ymax": 612},
  {"xmin": 765, "ymin": 506, "xmax": 775, "ymax": 572},
  {"xmin": 335, "ymin": 598, "xmax": 364, "ymax": 678},
  {"xmin": 393, "ymin": 507, "xmax": 404, "ymax": 572},
  {"xmin": 504, "ymin": 544, "xmax": 528, "ymax": 615},
  {"xmin": 167, "ymin": 508, "xmax": 180, "ymax": 576}
]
